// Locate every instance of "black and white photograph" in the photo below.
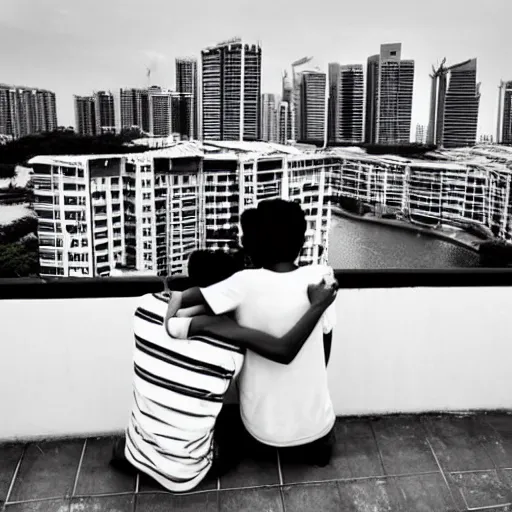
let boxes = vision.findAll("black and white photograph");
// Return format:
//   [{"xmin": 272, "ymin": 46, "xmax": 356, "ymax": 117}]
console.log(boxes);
[{"xmin": 1, "ymin": 0, "xmax": 512, "ymax": 510}]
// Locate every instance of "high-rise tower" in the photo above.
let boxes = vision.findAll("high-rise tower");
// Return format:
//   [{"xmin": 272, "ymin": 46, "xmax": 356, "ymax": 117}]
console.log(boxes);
[
  {"xmin": 365, "ymin": 43, "xmax": 414, "ymax": 145},
  {"xmin": 428, "ymin": 59, "xmax": 480, "ymax": 148},
  {"xmin": 261, "ymin": 93, "xmax": 278, "ymax": 142},
  {"xmin": 328, "ymin": 63, "xmax": 364, "ymax": 144},
  {"xmin": 74, "ymin": 96, "xmax": 96, "ymax": 136},
  {"xmin": 497, "ymin": 80, "xmax": 512, "ymax": 145},
  {"xmin": 0, "ymin": 84, "xmax": 57, "ymax": 139},
  {"xmin": 201, "ymin": 38, "xmax": 262, "ymax": 141},
  {"xmin": 175, "ymin": 58, "xmax": 198, "ymax": 139},
  {"xmin": 300, "ymin": 71, "xmax": 327, "ymax": 143}
]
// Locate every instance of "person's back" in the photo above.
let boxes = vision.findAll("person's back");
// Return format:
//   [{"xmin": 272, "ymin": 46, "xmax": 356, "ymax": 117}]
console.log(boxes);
[{"xmin": 201, "ymin": 200, "xmax": 336, "ymax": 449}]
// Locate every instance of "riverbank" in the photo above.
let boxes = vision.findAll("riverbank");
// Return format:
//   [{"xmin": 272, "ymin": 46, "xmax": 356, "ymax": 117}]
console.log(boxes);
[{"xmin": 332, "ymin": 206, "xmax": 482, "ymax": 254}]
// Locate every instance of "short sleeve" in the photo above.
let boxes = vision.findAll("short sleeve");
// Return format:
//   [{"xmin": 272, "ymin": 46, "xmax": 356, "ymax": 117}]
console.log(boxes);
[
  {"xmin": 200, "ymin": 270, "xmax": 249, "ymax": 315},
  {"xmin": 166, "ymin": 317, "xmax": 192, "ymax": 339}
]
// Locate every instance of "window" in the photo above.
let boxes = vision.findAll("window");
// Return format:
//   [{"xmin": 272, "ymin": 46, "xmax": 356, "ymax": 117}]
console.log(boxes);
[
  {"xmin": 143, "ymin": 193, "xmax": 151, "ymax": 200},
  {"xmin": 143, "ymin": 205, "xmax": 151, "ymax": 213}
]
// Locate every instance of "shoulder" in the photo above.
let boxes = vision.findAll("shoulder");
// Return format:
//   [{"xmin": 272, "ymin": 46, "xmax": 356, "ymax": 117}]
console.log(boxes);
[{"xmin": 135, "ymin": 292, "xmax": 167, "ymax": 313}]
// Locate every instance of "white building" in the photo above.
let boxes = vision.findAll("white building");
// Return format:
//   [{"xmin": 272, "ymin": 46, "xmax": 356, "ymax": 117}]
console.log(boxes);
[{"xmin": 29, "ymin": 141, "xmax": 335, "ymax": 278}]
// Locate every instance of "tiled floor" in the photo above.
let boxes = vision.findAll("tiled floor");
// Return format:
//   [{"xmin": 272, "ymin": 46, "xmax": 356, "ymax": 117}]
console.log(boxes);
[{"xmin": 2, "ymin": 413, "xmax": 512, "ymax": 511}]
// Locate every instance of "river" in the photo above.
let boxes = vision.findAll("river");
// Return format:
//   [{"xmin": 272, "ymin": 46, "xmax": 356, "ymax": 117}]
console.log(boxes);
[{"xmin": 328, "ymin": 214, "xmax": 481, "ymax": 269}]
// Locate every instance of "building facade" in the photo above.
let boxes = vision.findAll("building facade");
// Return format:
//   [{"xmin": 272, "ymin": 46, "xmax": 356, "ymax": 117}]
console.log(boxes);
[
  {"xmin": 94, "ymin": 91, "xmax": 116, "ymax": 135},
  {"xmin": 261, "ymin": 93, "xmax": 278, "ymax": 142},
  {"xmin": 497, "ymin": 80, "xmax": 512, "ymax": 145},
  {"xmin": 74, "ymin": 96, "xmax": 96, "ymax": 136},
  {"xmin": 415, "ymin": 124, "xmax": 427, "ymax": 144},
  {"xmin": 201, "ymin": 38, "xmax": 262, "ymax": 141},
  {"xmin": 300, "ymin": 71, "xmax": 327, "ymax": 143},
  {"xmin": 328, "ymin": 63, "xmax": 364, "ymax": 144},
  {"xmin": 365, "ymin": 44, "xmax": 414, "ymax": 145},
  {"xmin": 0, "ymin": 84, "xmax": 57, "ymax": 139},
  {"xmin": 176, "ymin": 58, "xmax": 198, "ymax": 139},
  {"xmin": 427, "ymin": 59, "xmax": 480, "ymax": 148},
  {"xmin": 119, "ymin": 88, "xmax": 149, "ymax": 133},
  {"xmin": 29, "ymin": 141, "xmax": 334, "ymax": 278}
]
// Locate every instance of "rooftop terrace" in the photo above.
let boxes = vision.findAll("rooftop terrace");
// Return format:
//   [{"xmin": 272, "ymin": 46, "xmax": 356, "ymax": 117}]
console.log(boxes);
[
  {"xmin": 3, "ymin": 411, "xmax": 512, "ymax": 511},
  {"xmin": 2, "ymin": 269, "xmax": 512, "ymax": 511}
]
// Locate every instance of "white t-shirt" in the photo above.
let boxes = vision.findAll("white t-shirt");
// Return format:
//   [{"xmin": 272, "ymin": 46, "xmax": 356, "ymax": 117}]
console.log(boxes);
[{"xmin": 201, "ymin": 264, "xmax": 337, "ymax": 447}]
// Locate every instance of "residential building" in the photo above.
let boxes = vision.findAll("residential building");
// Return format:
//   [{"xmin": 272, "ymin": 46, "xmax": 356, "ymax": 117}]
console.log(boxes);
[
  {"xmin": 427, "ymin": 59, "xmax": 480, "ymax": 148},
  {"xmin": 148, "ymin": 86, "xmax": 172, "ymax": 137},
  {"xmin": 328, "ymin": 63, "xmax": 364, "ymax": 144},
  {"xmin": 300, "ymin": 71, "xmax": 327, "ymax": 143},
  {"xmin": 291, "ymin": 57, "xmax": 316, "ymax": 143},
  {"xmin": 479, "ymin": 134, "xmax": 494, "ymax": 144},
  {"xmin": 29, "ymin": 141, "xmax": 334, "ymax": 278},
  {"xmin": 0, "ymin": 84, "xmax": 57, "ymax": 139},
  {"xmin": 280, "ymin": 71, "xmax": 295, "ymax": 142},
  {"xmin": 365, "ymin": 44, "xmax": 414, "ymax": 145},
  {"xmin": 277, "ymin": 101, "xmax": 291, "ymax": 144},
  {"xmin": 497, "ymin": 80, "xmax": 512, "ymax": 144},
  {"xmin": 415, "ymin": 124, "xmax": 427, "ymax": 144},
  {"xmin": 74, "ymin": 96, "xmax": 96, "ymax": 136},
  {"xmin": 119, "ymin": 88, "xmax": 149, "ymax": 133},
  {"xmin": 94, "ymin": 91, "xmax": 116, "ymax": 135},
  {"xmin": 176, "ymin": 58, "xmax": 198, "ymax": 139},
  {"xmin": 201, "ymin": 38, "xmax": 262, "ymax": 141},
  {"xmin": 171, "ymin": 92, "xmax": 194, "ymax": 139},
  {"xmin": 261, "ymin": 93, "xmax": 278, "ymax": 142}
]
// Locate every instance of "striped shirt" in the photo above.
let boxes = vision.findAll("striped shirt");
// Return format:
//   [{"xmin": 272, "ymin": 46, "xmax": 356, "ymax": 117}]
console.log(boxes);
[{"xmin": 125, "ymin": 292, "xmax": 245, "ymax": 492}]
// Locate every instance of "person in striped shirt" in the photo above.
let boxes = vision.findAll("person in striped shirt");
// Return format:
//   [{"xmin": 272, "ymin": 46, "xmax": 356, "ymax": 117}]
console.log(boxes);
[{"xmin": 112, "ymin": 250, "xmax": 338, "ymax": 493}]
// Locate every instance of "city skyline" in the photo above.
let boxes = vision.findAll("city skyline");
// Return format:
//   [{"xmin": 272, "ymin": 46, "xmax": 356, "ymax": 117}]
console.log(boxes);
[{"xmin": 1, "ymin": 0, "xmax": 511, "ymax": 138}]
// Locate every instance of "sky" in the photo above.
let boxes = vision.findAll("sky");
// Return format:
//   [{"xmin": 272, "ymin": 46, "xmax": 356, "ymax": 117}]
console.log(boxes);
[{"xmin": 1, "ymin": 0, "xmax": 510, "ymax": 139}]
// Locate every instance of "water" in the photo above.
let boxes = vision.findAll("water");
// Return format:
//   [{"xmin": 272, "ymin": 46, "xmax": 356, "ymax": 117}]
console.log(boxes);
[{"xmin": 328, "ymin": 214, "xmax": 481, "ymax": 269}]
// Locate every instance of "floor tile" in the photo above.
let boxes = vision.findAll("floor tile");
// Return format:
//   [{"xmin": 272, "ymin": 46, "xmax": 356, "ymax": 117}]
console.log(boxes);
[
  {"xmin": 280, "ymin": 419, "xmax": 384, "ymax": 484},
  {"xmin": 219, "ymin": 448, "xmax": 279, "ymax": 489},
  {"xmin": 282, "ymin": 482, "xmax": 342, "ymax": 512},
  {"xmin": 136, "ymin": 492, "xmax": 218, "ymax": 511},
  {"xmin": 484, "ymin": 415, "xmax": 512, "ymax": 468},
  {"xmin": 9, "ymin": 441, "xmax": 84, "ymax": 502},
  {"xmin": 372, "ymin": 417, "xmax": 438, "ymax": 475},
  {"xmin": 394, "ymin": 473, "xmax": 458, "ymax": 511},
  {"xmin": 0, "ymin": 443, "xmax": 24, "ymax": 502},
  {"xmin": 5, "ymin": 500, "xmax": 70, "ymax": 512},
  {"xmin": 448, "ymin": 470, "xmax": 512, "ymax": 510},
  {"xmin": 424, "ymin": 416, "xmax": 495, "ymax": 471},
  {"xmin": 74, "ymin": 437, "xmax": 135, "ymax": 496},
  {"xmin": 336, "ymin": 477, "xmax": 404, "ymax": 511},
  {"xmin": 218, "ymin": 487, "xmax": 282, "ymax": 512},
  {"xmin": 70, "ymin": 495, "xmax": 134, "ymax": 512}
]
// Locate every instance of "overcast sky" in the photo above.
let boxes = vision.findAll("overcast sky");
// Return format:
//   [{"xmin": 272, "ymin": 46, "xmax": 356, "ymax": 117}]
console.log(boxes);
[{"xmin": 1, "ymin": 0, "xmax": 510, "ymax": 138}]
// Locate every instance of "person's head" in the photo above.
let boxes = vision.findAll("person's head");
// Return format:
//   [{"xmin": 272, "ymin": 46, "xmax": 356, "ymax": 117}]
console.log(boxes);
[
  {"xmin": 251, "ymin": 199, "xmax": 307, "ymax": 267},
  {"xmin": 187, "ymin": 250, "xmax": 243, "ymax": 287},
  {"xmin": 240, "ymin": 208, "xmax": 263, "ymax": 268}
]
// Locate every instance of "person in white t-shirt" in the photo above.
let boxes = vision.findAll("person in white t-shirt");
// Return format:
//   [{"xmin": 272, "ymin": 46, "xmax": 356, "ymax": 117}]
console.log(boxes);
[{"xmin": 166, "ymin": 199, "xmax": 338, "ymax": 466}]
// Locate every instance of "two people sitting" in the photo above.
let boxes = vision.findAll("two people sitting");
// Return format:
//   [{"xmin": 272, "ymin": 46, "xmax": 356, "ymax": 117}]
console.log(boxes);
[{"xmin": 112, "ymin": 199, "xmax": 339, "ymax": 491}]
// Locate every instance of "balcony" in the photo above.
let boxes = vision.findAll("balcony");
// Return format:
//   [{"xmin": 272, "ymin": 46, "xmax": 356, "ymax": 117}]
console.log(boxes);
[{"xmin": 1, "ymin": 270, "xmax": 512, "ymax": 511}]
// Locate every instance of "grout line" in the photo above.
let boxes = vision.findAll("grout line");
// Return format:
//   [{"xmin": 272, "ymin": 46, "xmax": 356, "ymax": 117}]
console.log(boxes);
[
  {"xmin": 466, "ymin": 503, "xmax": 512, "ymax": 511},
  {"xmin": 6, "ymin": 496, "xmax": 70, "ymax": 505},
  {"xmin": 423, "ymin": 434, "xmax": 461, "ymax": 510},
  {"xmin": 70, "ymin": 491, "xmax": 136, "ymax": 499},
  {"xmin": 3, "ymin": 444, "xmax": 26, "ymax": 505},
  {"xmin": 71, "ymin": 439, "xmax": 87, "ymax": 497},
  {"xmin": 135, "ymin": 473, "xmax": 140, "ymax": 494},
  {"xmin": 276, "ymin": 449, "xmax": 284, "ymax": 486}
]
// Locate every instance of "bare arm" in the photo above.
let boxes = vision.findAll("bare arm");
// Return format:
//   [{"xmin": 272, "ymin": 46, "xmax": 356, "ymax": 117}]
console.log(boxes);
[
  {"xmin": 189, "ymin": 282, "xmax": 338, "ymax": 365},
  {"xmin": 163, "ymin": 287, "xmax": 207, "ymax": 336}
]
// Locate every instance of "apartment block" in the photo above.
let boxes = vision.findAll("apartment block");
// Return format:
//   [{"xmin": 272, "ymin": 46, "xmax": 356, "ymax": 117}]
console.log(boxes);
[
  {"xmin": 328, "ymin": 63, "xmax": 364, "ymax": 144},
  {"xmin": 497, "ymin": 80, "xmax": 512, "ymax": 145},
  {"xmin": 300, "ymin": 71, "xmax": 327, "ymax": 143},
  {"xmin": 428, "ymin": 59, "xmax": 480, "ymax": 148},
  {"xmin": 201, "ymin": 38, "xmax": 262, "ymax": 141},
  {"xmin": 176, "ymin": 58, "xmax": 198, "ymax": 139},
  {"xmin": 74, "ymin": 96, "xmax": 96, "ymax": 136},
  {"xmin": 94, "ymin": 91, "xmax": 116, "ymax": 135},
  {"xmin": 365, "ymin": 44, "xmax": 414, "ymax": 145},
  {"xmin": 29, "ymin": 141, "xmax": 334, "ymax": 277},
  {"xmin": 261, "ymin": 93, "xmax": 278, "ymax": 142},
  {"xmin": 0, "ymin": 84, "xmax": 57, "ymax": 139}
]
